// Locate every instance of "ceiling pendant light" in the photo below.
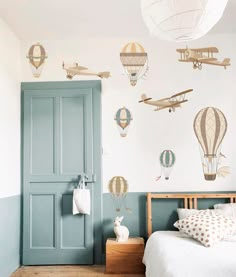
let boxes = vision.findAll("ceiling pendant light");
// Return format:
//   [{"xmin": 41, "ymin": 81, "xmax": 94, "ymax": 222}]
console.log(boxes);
[{"xmin": 141, "ymin": 0, "xmax": 228, "ymax": 42}]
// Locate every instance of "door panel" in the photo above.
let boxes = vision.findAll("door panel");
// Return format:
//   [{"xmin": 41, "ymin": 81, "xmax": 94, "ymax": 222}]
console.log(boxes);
[
  {"xmin": 22, "ymin": 82, "xmax": 101, "ymax": 265},
  {"xmin": 60, "ymin": 97, "xmax": 84, "ymax": 175},
  {"xmin": 31, "ymin": 97, "xmax": 55, "ymax": 175},
  {"xmin": 61, "ymin": 194, "xmax": 85, "ymax": 248},
  {"xmin": 30, "ymin": 194, "xmax": 55, "ymax": 248}
]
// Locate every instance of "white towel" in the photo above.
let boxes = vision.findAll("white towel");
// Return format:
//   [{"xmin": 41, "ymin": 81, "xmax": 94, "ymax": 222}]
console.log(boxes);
[{"xmin": 73, "ymin": 187, "xmax": 91, "ymax": 215}]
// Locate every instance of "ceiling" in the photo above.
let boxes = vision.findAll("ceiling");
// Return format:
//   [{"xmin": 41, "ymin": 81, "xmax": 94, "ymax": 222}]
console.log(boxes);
[{"xmin": 0, "ymin": 0, "xmax": 235, "ymax": 40}]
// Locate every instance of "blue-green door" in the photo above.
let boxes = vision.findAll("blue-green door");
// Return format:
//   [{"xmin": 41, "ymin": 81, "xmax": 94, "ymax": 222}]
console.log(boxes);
[{"xmin": 22, "ymin": 81, "xmax": 102, "ymax": 265}]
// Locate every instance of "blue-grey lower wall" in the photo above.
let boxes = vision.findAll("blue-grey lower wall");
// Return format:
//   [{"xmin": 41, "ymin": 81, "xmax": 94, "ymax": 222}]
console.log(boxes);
[
  {"xmin": 3, "ymin": 192, "xmax": 233, "ymax": 268},
  {"xmin": 103, "ymin": 193, "xmax": 146, "ymax": 244},
  {"xmin": 0, "ymin": 195, "xmax": 21, "ymax": 277},
  {"xmin": 103, "ymin": 192, "xmax": 233, "ymax": 252}
]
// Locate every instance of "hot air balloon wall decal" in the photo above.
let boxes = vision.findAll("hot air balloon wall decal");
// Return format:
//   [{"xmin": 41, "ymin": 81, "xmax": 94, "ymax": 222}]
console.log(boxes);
[
  {"xmin": 108, "ymin": 176, "xmax": 131, "ymax": 213},
  {"xmin": 26, "ymin": 43, "xmax": 47, "ymax": 78},
  {"xmin": 120, "ymin": 42, "xmax": 148, "ymax": 86},
  {"xmin": 156, "ymin": 150, "xmax": 176, "ymax": 181},
  {"xmin": 114, "ymin": 107, "xmax": 133, "ymax": 137},
  {"xmin": 193, "ymin": 107, "xmax": 230, "ymax": 181}
]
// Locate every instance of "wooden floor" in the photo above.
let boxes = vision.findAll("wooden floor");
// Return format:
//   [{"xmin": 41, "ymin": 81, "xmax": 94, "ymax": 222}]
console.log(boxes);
[{"xmin": 11, "ymin": 266, "xmax": 145, "ymax": 277}]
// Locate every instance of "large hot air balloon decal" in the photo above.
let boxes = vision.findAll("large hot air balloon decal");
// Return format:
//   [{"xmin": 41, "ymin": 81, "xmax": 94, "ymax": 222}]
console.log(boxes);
[
  {"xmin": 115, "ymin": 107, "xmax": 133, "ymax": 137},
  {"xmin": 156, "ymin": 150, "xmax": 176, "ymax": 181},
  {"xmin": 193, "ymin": 107, "xmax": 230, "ymax": 181},
  {"xmin": 26, "ymin": 43, "xmax": 47, "ymax": 78},
  {"xmin": 120, "ymin": 42, "xmax": 148, "ymax": 86},
  {"xmin": 108, "ymin": 176, "xmax": 131, "ymax": 213}
]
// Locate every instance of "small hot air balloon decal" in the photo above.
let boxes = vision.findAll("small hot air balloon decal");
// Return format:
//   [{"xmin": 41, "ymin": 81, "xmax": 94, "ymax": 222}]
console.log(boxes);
[
  {"xmin": 158, "ymin": 150, "xmax": 176, "ymax": 180},
  {"xmin": 108, "ymin": 176, "xmax": 131, "ymax": 213},
  {"xmin": 115, "ymin": 107, "xmax": 133, "ymax": 137},
  {"xmin": 120, "ymin": 42, "xmax": 148, "ymax": 86},
  {"xmin": 26, "ymin": 43, "xmax": 47, "ymax": 78},
  {"xmin": 193, "ymin": 107, "xmax": 230, "ymax": 181}
]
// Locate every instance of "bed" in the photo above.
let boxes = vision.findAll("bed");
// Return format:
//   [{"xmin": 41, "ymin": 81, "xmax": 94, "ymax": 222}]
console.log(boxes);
[{"xmin": 143, "ymin": 193, "xmax": 236, "ymax": 277}]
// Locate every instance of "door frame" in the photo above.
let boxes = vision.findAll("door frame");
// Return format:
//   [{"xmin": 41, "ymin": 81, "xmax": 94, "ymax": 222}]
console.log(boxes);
[{"xmin": 21, "ymin": 80, "xmax": 103, "ymax": 264}]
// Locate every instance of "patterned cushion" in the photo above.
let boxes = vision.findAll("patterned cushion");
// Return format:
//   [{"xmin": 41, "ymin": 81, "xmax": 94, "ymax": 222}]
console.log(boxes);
[{"xmin": 174, "ymin": 210, "xmax": 236, "ymax": 247}]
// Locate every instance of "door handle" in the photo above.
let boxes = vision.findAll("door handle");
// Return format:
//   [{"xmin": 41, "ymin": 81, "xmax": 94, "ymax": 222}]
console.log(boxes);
[
  {"xmin": 85, "ymin": 173, "xmax": 97, "ymax": 184},
  {"xmin": 77, "ymin": 173, "xmax": 96, "ymax": 185}
]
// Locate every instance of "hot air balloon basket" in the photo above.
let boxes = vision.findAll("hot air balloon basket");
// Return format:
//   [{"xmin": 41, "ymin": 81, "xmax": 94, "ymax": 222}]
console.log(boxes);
[{"xmin": 204, "ymin": 174, "xmax": 216, "ymax": 181}]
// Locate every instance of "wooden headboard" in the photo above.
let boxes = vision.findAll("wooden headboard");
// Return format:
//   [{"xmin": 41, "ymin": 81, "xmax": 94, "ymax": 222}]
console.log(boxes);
[{"xmin": 147, "ymin": 192, "xmax": 236, "ymax": 237}]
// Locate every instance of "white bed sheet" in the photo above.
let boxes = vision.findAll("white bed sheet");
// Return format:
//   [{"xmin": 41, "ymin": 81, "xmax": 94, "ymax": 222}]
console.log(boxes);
[{"xmin": 143, "ymin": 231, "xmax": 236, "ymax": 277}]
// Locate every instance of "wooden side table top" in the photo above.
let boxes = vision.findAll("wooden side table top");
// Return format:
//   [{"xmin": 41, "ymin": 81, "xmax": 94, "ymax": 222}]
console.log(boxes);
[{"xmin": 106, "ymin": 237, "xmax": 144, "ymax": 245}]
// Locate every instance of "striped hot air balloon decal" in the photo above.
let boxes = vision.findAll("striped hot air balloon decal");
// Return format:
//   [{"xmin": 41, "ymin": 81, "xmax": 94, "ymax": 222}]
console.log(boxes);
[
  {"xmin": 159, "ymin": 150, "xmax": 176, "ymax": 180},
  {"xmin": 115, "ymin": 107, "xmax": 133, "ymax": 137},
  {"xmin": 120, "ymin": 42, "xmax": 148, "ymax": 86},
  {"xmin": 121, "ymin": 42, "xmax": 146, "ymax": 54},
  {"xmin": 193, "ymin": 107, "xmax": 228, "ymax": 181},
  {"xmin": 160, "ymin": 150, "xmax": 176, "ymax": 167},
  {"xmin": 27, "ymin": 43, "xmax": 47, "ymax": 77},
  {"xmin": 108, "ymin": 176, "xmax": 131, "ymax": 212},
  {"xmin": 108, "ymin": 176, "xmax": 128, "ymax": 197}
]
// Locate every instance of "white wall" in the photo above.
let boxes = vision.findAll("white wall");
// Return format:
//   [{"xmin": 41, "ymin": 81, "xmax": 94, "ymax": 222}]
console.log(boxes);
[
  {"xmin": 0, "ymin": 18, "xmax": 21, "ymax": 198},
  {"xmin": 20, "ymin": 33, "xmax": 236, "ymax": 192}
]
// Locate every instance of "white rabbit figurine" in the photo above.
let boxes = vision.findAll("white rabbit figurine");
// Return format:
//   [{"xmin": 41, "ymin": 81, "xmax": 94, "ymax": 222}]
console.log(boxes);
[{"xmin": 114, "ymin": 216, "xmax": 129, "ymax": 242}]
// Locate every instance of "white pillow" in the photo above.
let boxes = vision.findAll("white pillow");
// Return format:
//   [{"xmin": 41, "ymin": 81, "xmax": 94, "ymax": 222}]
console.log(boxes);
[
  {"xmin": 214, "ymin": 203, "xmax": 236, "ymax": 219},
  {"xmin": 177, "ymin": 208, "xmax": 200, "ymax": 220},
  {"xmin": 177, "ymin": 208, "xmax": 224, "ymax": 219},
  {"xmin": 174, "ymin": 210, "xmax": 236, "ymax": 247},
  {"xmin": 214, "ymin": 203, "xmax": 236, "ymax": 209}
]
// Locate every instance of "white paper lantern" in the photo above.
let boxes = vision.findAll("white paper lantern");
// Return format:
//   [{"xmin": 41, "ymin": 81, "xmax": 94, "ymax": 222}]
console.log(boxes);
[{"xmin": 141, "ymin": 0, "xmax": 228, "ymax": 42}]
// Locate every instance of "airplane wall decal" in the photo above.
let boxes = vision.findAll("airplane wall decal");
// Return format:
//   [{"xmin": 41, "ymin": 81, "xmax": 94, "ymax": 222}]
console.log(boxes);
[
  {"xmin": 62, "ymin": 62, "xmax": 111, "ymax": 79},
  {"xmin": 176, "ymin": 47, "xmax": 230, "ymax": 70},
  {"xmin": 138, "ymin": 89, "xmax": 193, "ymax": 112}
]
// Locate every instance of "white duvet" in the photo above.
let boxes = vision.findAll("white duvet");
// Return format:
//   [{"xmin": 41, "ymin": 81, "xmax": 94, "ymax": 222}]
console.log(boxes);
[{"xmin": 143, "ymin": 231, "xmax": 236, "ymax": 277}]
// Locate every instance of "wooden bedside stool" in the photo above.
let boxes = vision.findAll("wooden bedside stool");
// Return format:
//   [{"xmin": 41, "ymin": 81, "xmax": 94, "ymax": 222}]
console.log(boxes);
[{"xmin": 106, "ymin": 237, "xmax": 145, "ymax": 274}]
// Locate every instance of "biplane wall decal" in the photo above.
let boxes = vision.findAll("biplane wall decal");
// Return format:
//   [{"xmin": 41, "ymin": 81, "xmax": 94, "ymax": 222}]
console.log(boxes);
[
  {"xmin": 62, "ymin": 62, "xmax": 111, "ymax": 79},
  {"xmin": 139, "ymin": 89, "xmax": 193, "ymax": 113},
  {"xmin": 176, "ymin": 47, "xmax": 231, "ymax": 70}
]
